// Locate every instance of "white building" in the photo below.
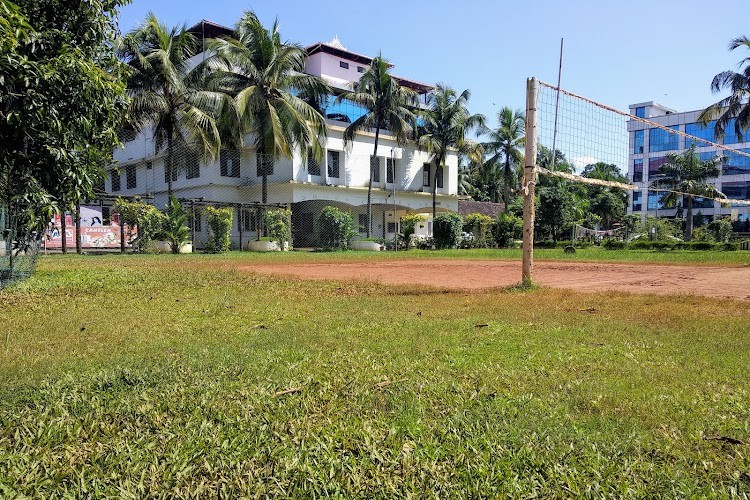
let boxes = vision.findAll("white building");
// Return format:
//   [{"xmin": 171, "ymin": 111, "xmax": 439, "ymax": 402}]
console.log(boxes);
[
  {"xmin": 627, "ymin": 102, "xmax": 750, "ymax": 232},
  {"xmin": 108, "ymin": 21, "xmax": 459, "ymax": 249}
]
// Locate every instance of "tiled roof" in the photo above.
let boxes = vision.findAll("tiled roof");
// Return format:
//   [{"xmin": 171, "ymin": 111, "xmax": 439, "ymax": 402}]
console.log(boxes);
[{"xmin": 457, "ymin": 200, "xmax": 505, "ymax": 219}]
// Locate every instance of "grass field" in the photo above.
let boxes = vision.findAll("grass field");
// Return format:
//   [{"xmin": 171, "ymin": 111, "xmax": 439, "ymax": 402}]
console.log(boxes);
[{"xmin": 1, "ymin": 251, "xmax": 749, "ymax": 497}]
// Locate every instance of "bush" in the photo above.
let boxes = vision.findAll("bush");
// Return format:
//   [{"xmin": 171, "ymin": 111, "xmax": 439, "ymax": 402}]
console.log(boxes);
[
  {"xmin": 433, "ymin": 213, "xmax": 463, "ymax": 249},
  {"xmin": 264, "ymin": 208, "xmax": 291, "ymax": 250},
  {"xmin": 317, "ymin": 206, "xmax": 356, "ymax": 250},
  {"xmin": 160, "ymin": 195, "xmax": 190, "ymax": 254},
  {"xmin": 416, "ymin": 237, "xmax": 435, "ymax": 250},
  {"xmin": 463, "ymin": 213, "xmax": 494, "ymax": 248},
  {"xmin": 494, "ymin": 213, "xmax": 522, "ymax": 248},
  {"xmin": 707, "ymin": 216, "xmax": 733, "ymax": 243},
  {"xmin": 113, "ymin": 197, "xmax": 165, "ymax": 253},
  {"xmin": 629, "ymin": 239, "xmax": 676, "ymax": 251},
  {"xmin": 399, "ymin": 213, "xmax": 426, "ymax": 249},
  {"xmin": 719, "ymin": 242, "xmax": 739, "ymax": 251},
  {"xmin": 602, "ymin": 239, "xmax": 627, "ymax": 250},
  {"xmin": 204, "ymin": 206, "xmax": 233, "ymax": 253}
]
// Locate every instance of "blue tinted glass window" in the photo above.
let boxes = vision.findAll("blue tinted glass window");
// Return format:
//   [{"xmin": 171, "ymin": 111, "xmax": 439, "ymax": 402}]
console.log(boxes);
[
  {"xmin": 723, "ymin": 118, "xmax": 744, "ymax": 144},
  {"xmin": 649, "ymin": 126, "xmax": 679, "ymax": 153},
  {"xmin": 635, "ymin": 107, "xmax": 646, "ymax": 118},
  {"xmin": 632, "ymin": 191, "xmax": 642, "ymax": 211},
  {"xmin": 321, "ymin": 94, "xmax": 368, "ymax": 123},
  {"xmin": 647, "ymin": 192, "xmax": 667, "ymax": 210},
  {"xmin": 633, "ymin": 130, "xmax": 644, "ymax": 154},
  {"xmin": 723, "ymin": 148, "xmax": 750, "ymax": 175},
  {"xmin": 685, "ymin": 121, "xmax": 715, "ymax": 148},
  {"xmin": 632, "ymin": 159, "xmax": 643, "ymax": 182},
  {"xmin": 692, "ymin": 197, "xmax": 715, "ymax": 209},
  {"xmin": 723, "ymin": 181, "xmax": 750, "ymax": 205}
]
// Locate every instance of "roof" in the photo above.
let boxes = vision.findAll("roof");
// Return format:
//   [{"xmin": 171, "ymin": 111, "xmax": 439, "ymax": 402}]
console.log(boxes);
[
  {"xmin": 305, "ymin": 41, "xmax": 380, "ymax": 67},
  {"xmin": 187, "ymin": 20, "xmax": 233, "ymax": 41},
  {"xmin": 457, "ymin": 200, "xmax": 505, "ymax": 219}
]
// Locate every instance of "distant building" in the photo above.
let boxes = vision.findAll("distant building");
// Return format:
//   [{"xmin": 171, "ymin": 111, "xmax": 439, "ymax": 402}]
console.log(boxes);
[
  {"xmin": 108, "ymin": 21, "xmax": 459, "ymax": 249},
  {"xmin": 627, "ymin": 102, "xmax": 750, "ymax": 231}
]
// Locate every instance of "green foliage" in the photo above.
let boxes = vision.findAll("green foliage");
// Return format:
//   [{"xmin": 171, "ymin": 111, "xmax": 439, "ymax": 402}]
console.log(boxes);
[
  {"xmin": 639, "ymin": 216, "xmax": 681, "ymax": 241},
  {"xmin": 0, "ymin": 0, "xmax": 129, "ymax": 225},
  {"xmin": 317, "ymin": 206, "xmax": 356, "ymax": 250},
  {"xmin": 480, "ymin": 107, "xmax": 524, "ymax": 208},
  {"xmin": 536, "ymin": 185, "xmax": 577, "ymax": 242},
  {"xmin": 433, "ymin": 212, "xmax": 463, "ymax": 249},
  {"xmin": 204, "ymin": 206, "xmax": 233, "ymax": 253},
  {"xmin": 113, "ymin": 197, "xmax": 166, "ymax": 253},
  {"xmin": 263, "ymin": 208, "xmax": 291, "ymax": 250},
  {"xmin": 462, "ymin": 213, "xmax": 494, "ymax": 248},
  {"xmin": 160, "ymin": 195, "xmax": 190, "ymax": 254},
  {"xmin": 707, "ymin": 216, "xmax": 733, "ymax": 243},
  {"xmin": 690, "ymin": 226, "xmax": 714, "ymax": 243},
  {"xmin": 399, "ymin": 213, "xmax": 426, "ymax": 249}
]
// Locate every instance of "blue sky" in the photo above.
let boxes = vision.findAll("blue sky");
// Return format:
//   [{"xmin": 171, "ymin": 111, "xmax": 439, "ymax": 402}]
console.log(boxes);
[{"xmin": 118, "ymin": 0, "xmax": 750, "ymax": 128}]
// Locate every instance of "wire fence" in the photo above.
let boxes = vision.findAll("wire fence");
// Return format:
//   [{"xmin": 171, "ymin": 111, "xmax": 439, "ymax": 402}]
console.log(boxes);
[{"xmin": 1, "ymin": 205, "xmax": 41, "ymax": 289}]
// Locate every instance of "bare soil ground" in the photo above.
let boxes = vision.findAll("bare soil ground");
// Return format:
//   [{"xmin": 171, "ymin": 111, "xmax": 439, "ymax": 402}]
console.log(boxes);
[{"xmin": 241, "ymin": 259, "xmax": 750, "ymax": 300}]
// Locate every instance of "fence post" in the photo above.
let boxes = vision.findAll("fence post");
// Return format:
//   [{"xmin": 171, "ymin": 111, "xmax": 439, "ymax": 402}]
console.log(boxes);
[{"xmin": 522, "ymin": 77, "xmax": 539, "ymax": 285}]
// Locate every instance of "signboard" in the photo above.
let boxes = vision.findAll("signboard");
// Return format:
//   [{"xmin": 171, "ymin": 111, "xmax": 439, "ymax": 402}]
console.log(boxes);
[{"xmin": 45, "ymin": 205, "xmax": 132, "ymax": 249}]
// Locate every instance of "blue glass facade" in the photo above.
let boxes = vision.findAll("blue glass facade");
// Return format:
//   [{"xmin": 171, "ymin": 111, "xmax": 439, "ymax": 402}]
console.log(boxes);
[
  {"xmin": 321, "ymin": 94, "xmax": 368, "ymax": 123},
  {"xmin": 685, "ymin": 121, "xmax": 715, "ymax": 149},
  {"xmin": 632, "ymin": 191, "xmax": 642, "ymax": 211},
  {"xmin": 649, "ymin": 126, "xmax": 679, "ymax": 152},
  {"xmin": 633, "ymin": 159, "xmax": 643, "ymax": 182},
  {"xmin": 634, "ymin": 130, "xmax": 644, "ymax": 154},
  {"xmin": 722, "ymin": 118, "xmax": 745, "ymax": 145},
  {"xmin": 722, "ymin": 181, "xmax": 750, "ymax": 205},
  {"xmin": 635, "ymin": 107, "xmax": 646, "ymax": 118},
  {"xmin": 647, "ymin": 192, "xmax": 667, "ymax": 210},
  {"xmin": 722, "ymin": 148, "xmax": 750, "ymax": 175}
]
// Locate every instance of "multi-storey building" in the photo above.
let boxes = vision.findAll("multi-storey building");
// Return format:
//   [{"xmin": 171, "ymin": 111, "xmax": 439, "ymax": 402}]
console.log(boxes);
[
  {"xmin": 627, "ymin": 102, "xmax": 750, "ymax": 232},
  {"xmin": 108, "ymin": 20, "xmax": 458, "ymax": 249}
]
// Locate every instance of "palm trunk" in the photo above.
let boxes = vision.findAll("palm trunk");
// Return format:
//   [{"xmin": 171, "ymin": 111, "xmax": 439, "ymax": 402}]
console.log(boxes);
[
  {"xmin": 61, "ymin": 205, "xmax": 67, "ymax": 254},
  {"xmin": 432, "ymin": 156, "xmax": 441, "ymax": 219},
  {"xmin": 262, "ymin": 174, "xmax": 268, "ymax": 204},
  {"xmin": 166, "ymin": 133, "xmax": 174, "ymax": 198},
  {"xmin": 503, "ymin": 157, "xmax": 511, "ymax": 213},
  {"xmin": 685, "ymin": 196, "xmax": 693, "ymax": 241},
  {"xmin": 368, "ymin": 127, "xmax": 381, "ymax": 239},
  {"xmin": 75, "ymin": 200, "xmax": 81, "ymax": 254}
]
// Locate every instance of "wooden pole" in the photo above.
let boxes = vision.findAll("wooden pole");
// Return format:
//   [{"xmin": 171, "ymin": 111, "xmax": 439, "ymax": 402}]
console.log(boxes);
[{"xmin": 521, "ymin": 77, "xmax": 539, "ymax": 285}]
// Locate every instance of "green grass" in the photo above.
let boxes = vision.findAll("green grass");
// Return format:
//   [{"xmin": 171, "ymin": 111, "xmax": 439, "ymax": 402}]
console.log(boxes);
[{"xmin": 1, "ymin": 253, "xmax": 749, "ymax": 497}]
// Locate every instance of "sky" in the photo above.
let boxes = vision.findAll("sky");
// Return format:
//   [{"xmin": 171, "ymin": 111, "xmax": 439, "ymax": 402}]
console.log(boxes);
[{"xmin": 118, "ymin": 0, "xmax": 750, "ymax": 129}]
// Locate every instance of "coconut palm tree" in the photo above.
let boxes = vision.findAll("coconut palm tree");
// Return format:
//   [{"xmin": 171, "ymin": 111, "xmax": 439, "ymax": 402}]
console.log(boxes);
[
  {"xmin": 699, "ymin": 36, "xmax": 750, "ymax": 140},
  {"xmin": 119, "ymin": 13, "xmax": 230, "ymax": 198},
  {"xmin": 338, "ymin": 55, "xmax": 416, "ymax": 237},
  {"xmin": 654, "ymin": 145, "xmax": 725, "ymax": 240},
  {"xmin": 481, "ymin": 107, "xmax": 525, "ymax": 212},
  {"xmin": 419, "ymin": 84, "xmax": 485, "ymax": 217},
  {"xmin": 206, "ymin": 11, "xmax": 330, "ymax": 205}
]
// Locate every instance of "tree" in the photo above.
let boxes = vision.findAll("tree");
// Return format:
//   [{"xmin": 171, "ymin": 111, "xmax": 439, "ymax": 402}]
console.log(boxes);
[
  {"xmin": 160, "ymin": 195, "xmax": 190, "ymax": 254},
  {"xmin": 119, "ymin": 13, "xmax": 230, "ymax": 198},
  {"xmin": 481, "ymin": 107, "xmax": 525, "ymax": 212},
  {"xmin": 419, "ymin": 84, "xmax": 484, "ymax": 217},
  {"xmin": 339, "ymin": 54, "xmax": 416, "ymax": 237},
  {"xmin": 536, "ymin": 185, "xmax": 577, "ymax": 242},
  {"xmin": 654, "ymin": 145, "xmax": 724, "ymax": 241},
  {"xmin": 207, "ymin": 11, "xmax": 329, "ymax": 205},
  {"xmin": 0, "ymin": 0, "xmax": 129, "ymax": 227},
  {"xmin": 581, "ymin": 162, "xmax": 628, "ymax": 229},
  {"xmin": 699, "ymin": 36, "xmax": 750, "ymax": 140}
]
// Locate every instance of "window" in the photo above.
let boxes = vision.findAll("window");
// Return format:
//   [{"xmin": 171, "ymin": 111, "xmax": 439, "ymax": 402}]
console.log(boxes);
[
  {"xmin": 632, "ymin": 192, "xmax": 642, "ymax": 211},
  {"xmin": 185, "ymin": 154, "xmax": 200, "ymax": 179},
  {"xmin": 649, "ymin": 126, "xmax": 679, "ymax": 153},
  {"xmin": 387, "ymin": 222, "xmax": 397, "ymax": 233},
  {"xmin": 633, "ymin": 159, "xmax": 645, "ymax": 181},
  {"xmin": 164, "ymin": 161, "xmax": 178, "ymax": 183},
  {"xmin": 238, "ymin": 208, "xmax": 257, "ymax": 232},
  {"xmin": 221, "ymin": 149, "xmax": 241, "ymax": 177},
  {"xmin": 358, "ymin": 213, "xmax": 368, "ymax": 232},
  {"xmin": 635, "ymin": 107, "xmax": 646, "ymax": 118},
  {"xmin": 723, "ymin": 148, "xmax": 750, "ymax": 175},
  {"xmin": 307, "ymin": 150, "xmax": 321, "ymax": 176},
  {"xmin": 357, "ymin": 66, "xmax": 365, "ymax": 73},
  {"xmin": 102, "ymin": 206, "xmax": 111, "ymax": 226},
  {"xmin": 327, "ymin": 150, "xmax": 340, "ymax": 178},
  {"xmin": 436, "ymin": 165, "xmax": 444, "ymax": 189},
  {"xmin": 647, "ymin": 192, "xmax": 666, "ymax": 210},
  {"xmin": 126, "ymin": 164, "xmax": 137, "ymax": 189},
  {"xmin": 257, "ymin": 155, "xmax": 273, "ymax": 176},
  {"xmin": 685, "ymin": 121, "xmax": 715, "ymax": 149},
  {"xmin": 370, "ymin": 156, "xmax": 380, "ymax": 182},
  {"xmin": 633, "ymin": 130, "xmax": 644, "ymax": 154},
  {"xmin": 723, "ymin": 118, "xmax": 744, "ymax": 144},
  {"xmin": 119, "ymin": 128, "xmax": 137, "ymax": 142},
  {"xmin": 339, "ymin": 61, "xmax": 349, "ymax": 69},
  {"xmin": 422, "ymin": 164, "xmax": 431, "ymax": 187},
  {"xmin": 648, "ymin": 156, "xmax": 669, "ymax": 175},
  {"xmin": 111, "ymin": 170, "xmax": 120, "ymax": 192},
  {"xmin": 386, "ymin": 158, "xmax": 395, "ymax": 184}
]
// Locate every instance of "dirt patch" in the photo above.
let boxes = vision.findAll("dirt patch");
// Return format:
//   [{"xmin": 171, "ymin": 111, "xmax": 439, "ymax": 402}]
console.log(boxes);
[{"xmin": 238, "ymin": 259, "xmax": 750, "ymax": 301}]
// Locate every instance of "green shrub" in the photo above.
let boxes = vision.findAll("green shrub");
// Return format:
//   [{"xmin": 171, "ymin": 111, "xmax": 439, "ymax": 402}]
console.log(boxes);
[
  {"xmin": 707, "ymin": 216, "xmax": 733, "ymax": 243},
  {"xmin": 264, "ymin": 208, "xmax": 291, "ymax": 250},
  {"xmin": 113, "ymin": 197, "xmax": 165, "ymax": 253},
  {"xmin": 433, "ymin": 212, "xmax": 463, "ymax": 249},
  {"xmin": 720, "ymin": 242, "xmax": 739, "ymax": 251},
  {"xmin": 494, "ymin": 213, "xmax": 522, "ymax": 248},
  {"xmin": 602, "ymin": 239, "xmax": 627, "ymax": 250},
  {"xmin": 204, "ymin": 206, "xmax": 233, "ymax": 253},
  {"xmin": 399, "ymin": 213, "xmax": 426, "ymax": 249},
  {"xmin": 160, "ymin": 195, "xmax": 190, "ymax": 254},
  {"xmin": 317, "ymin": 206, "xmax": 356, "ymax": 250},
  {"xmin": 463, "ymin": 213, "xmax": 494, "ymax": 248},
  {"xmin": 628, "ymin": 239, "xmax": 676, "ymax": 251}
]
